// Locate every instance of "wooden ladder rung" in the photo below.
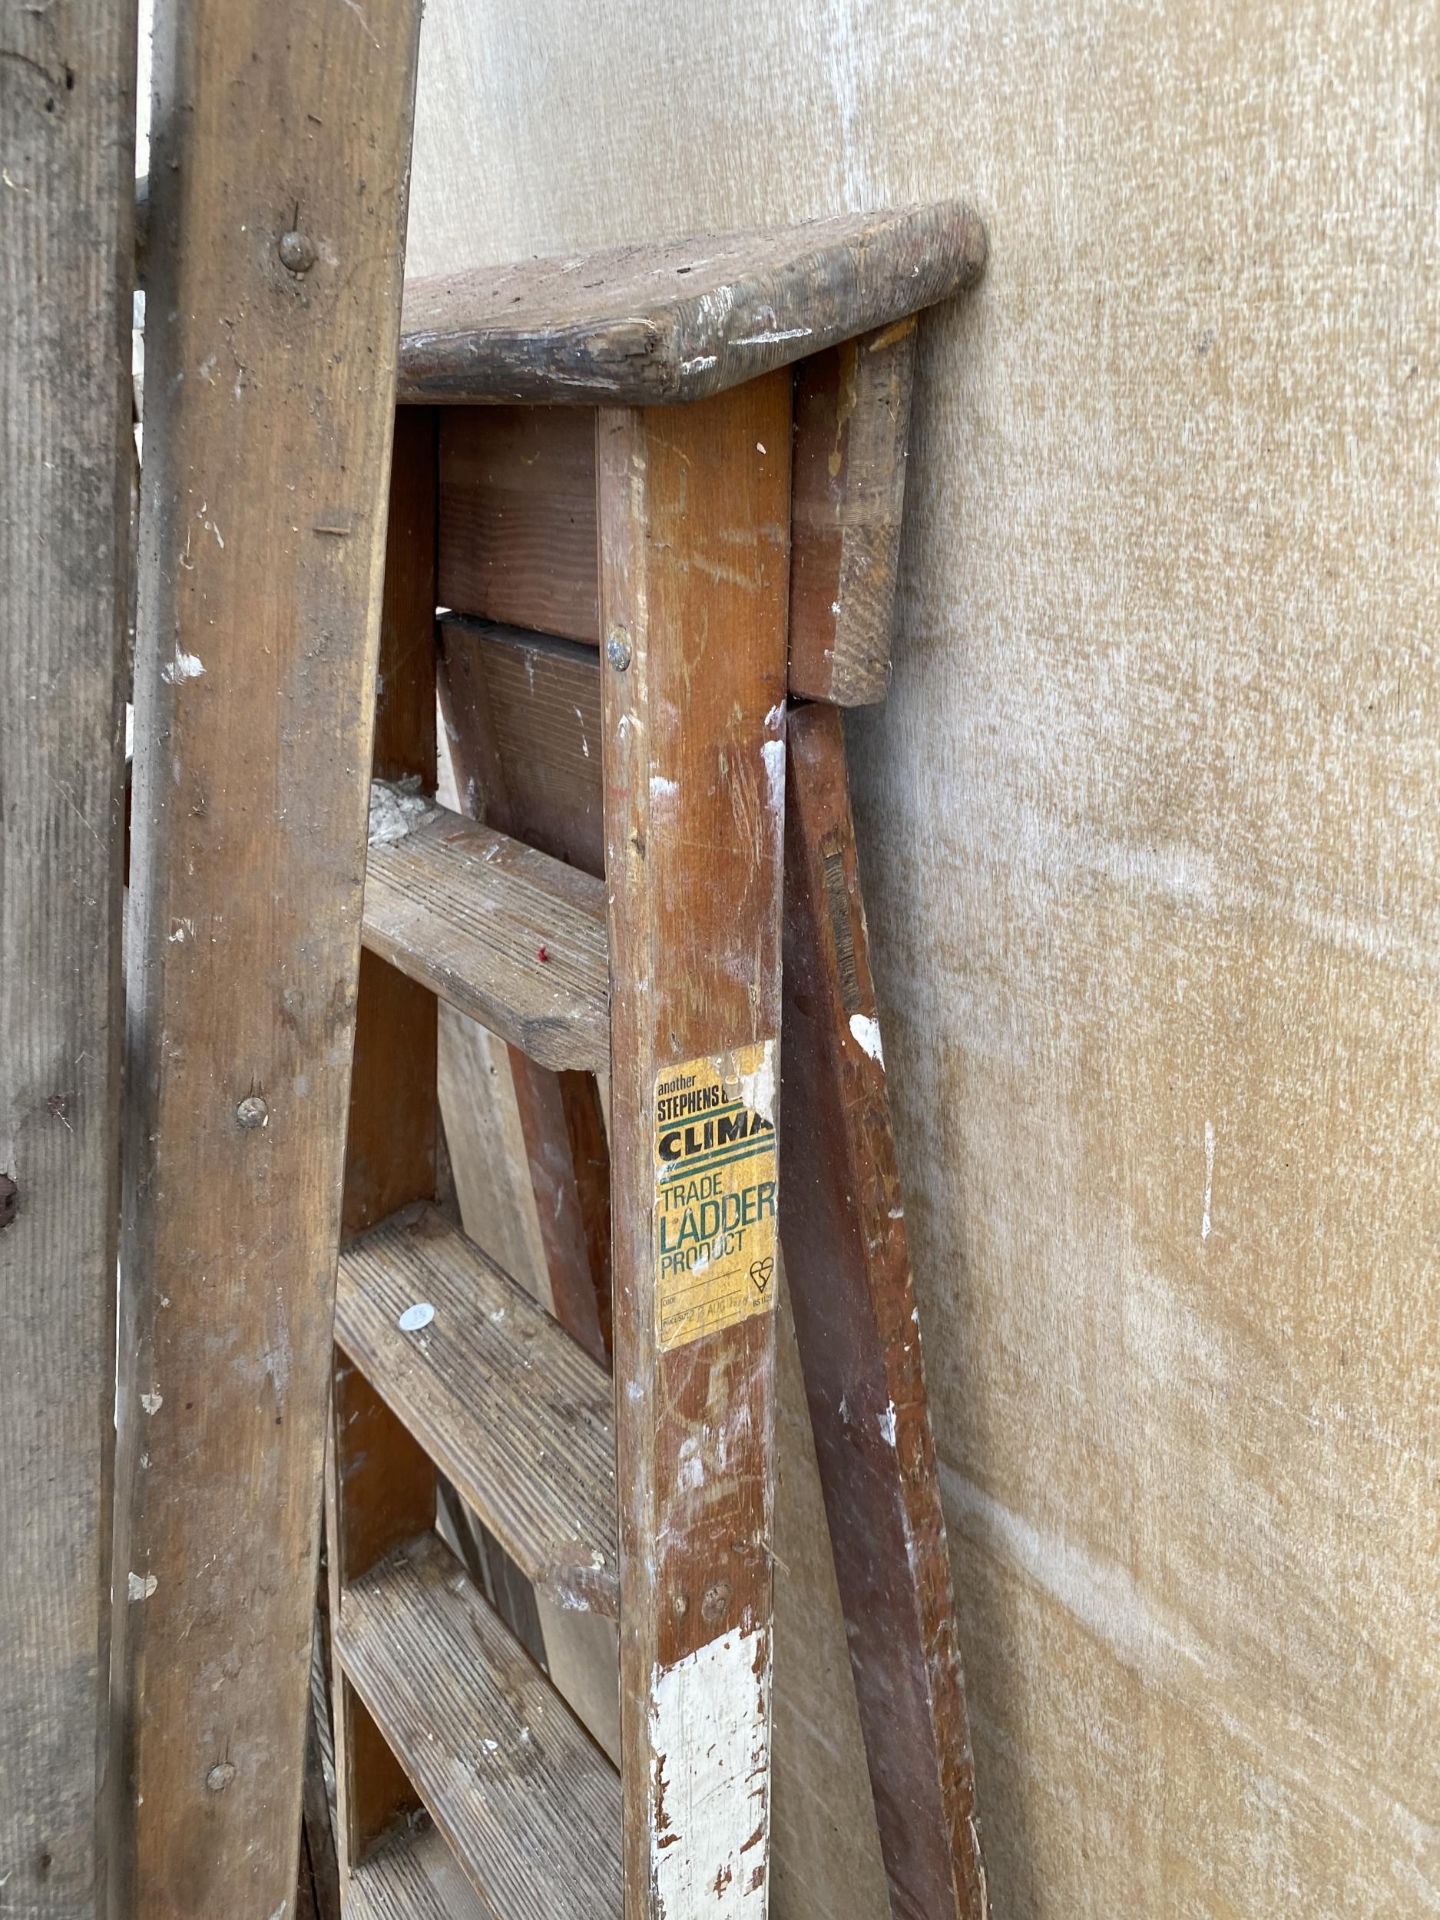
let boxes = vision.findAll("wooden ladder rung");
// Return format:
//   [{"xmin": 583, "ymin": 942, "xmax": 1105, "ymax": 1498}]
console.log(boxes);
[
  {"xmin": 363, "ymin": 799, "xmax": 609, "ymax": 1070},
  {"xmin": 346, "ymin": 1819, "xmax": 492, "ymax": 1920},
  {"xmin": 335, "ymin": 1529, "xmax": 622, "ymax": 1920},
  {"xmin": 337, "ymin": 1205, "xmax": 618, "ymax": 1615}
]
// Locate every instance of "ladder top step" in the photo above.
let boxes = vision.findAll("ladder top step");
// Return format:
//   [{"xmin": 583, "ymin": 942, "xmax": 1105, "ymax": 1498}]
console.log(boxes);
[
  {"xmin": 336, "ymin": 1530, "xmax": 622, "ymax": 1920},
  {"xmin": 398, "ymin": 200, "xmax": 987, "ymax": 407}
]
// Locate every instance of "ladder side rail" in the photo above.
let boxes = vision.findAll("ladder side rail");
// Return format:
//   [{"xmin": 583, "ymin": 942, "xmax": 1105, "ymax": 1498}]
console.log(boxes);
[
  {"xmin": 600, "ymin": 375, "xmax": 792, "ymax": 1918},
  {"xmin": 116, "ymin": 4, "xmax": 424, "ymax": 1908}
]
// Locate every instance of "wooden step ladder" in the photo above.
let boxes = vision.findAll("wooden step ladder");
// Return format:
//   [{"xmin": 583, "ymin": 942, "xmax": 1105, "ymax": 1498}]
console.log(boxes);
[{"xmin": 324, "ymin": 206, "xmax": 991, "ymax": 1920}]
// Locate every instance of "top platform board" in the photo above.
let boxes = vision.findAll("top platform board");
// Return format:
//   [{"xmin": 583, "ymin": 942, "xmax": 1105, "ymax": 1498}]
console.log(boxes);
[{"xmin": 396, "ymin": 201, "xmax": 987, "ymax": 407}]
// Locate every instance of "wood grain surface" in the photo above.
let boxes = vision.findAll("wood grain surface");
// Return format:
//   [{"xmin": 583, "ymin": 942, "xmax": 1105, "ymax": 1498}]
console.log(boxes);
[
  {"xmin": 600, "ymin": 375, "xmax": 792, "ymax": 1916},
  {"xmin": 0, "ymin": 2, "xmax": 135, "ymax": 1911},
  {"xmin": 114, "ymin": 3, "xmax": 422, "ymax": 1907},
  {"xmin": 438, "ymin": 408, "xmax": 599, "ymax": 638},
  {"xmin": 439, "ymin": 619, "xmax": 607, "ymax": 874},
  {"xmin": 399, "ymin": 204, "xmax": 986, "ymax": 406}
]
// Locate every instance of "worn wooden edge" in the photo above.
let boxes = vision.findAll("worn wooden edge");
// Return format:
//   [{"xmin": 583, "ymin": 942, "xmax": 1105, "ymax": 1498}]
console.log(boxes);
[{"xmin": 398, "ymin": 201, "xmax": 987, "ymax": 406}]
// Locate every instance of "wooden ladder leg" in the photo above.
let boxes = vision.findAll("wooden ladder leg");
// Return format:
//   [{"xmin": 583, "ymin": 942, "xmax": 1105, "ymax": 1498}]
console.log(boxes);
[
  {"xmin": 328, "ymin": 404, "xmax": 439, "ymax": 1884},
  {"xmin": 0, "ymin": 0, "xmax": 135, "ymax": 1909},
  {"xmin": 599, "ymin": 374, "xmax": 792, "ymax": 1918},
  {"xmin": 780, "ymin": 702, "xmax": 987, "ymax": 1920},
  {"xmin": 115, "ymin": 5, "xmax": 422, "ymax": 1910}
]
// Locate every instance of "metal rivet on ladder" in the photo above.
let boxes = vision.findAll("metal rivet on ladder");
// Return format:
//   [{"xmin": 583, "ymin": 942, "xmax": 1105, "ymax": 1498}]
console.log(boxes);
[
  {"xmin": 235, "ymin": 1095, "xmax": 268, "ymax": 1130},
  {"xmin": 277, "ymin": 229, "xmax": 317, "ymax": 275},
  {"xmin": 604, "ymin": 625, "xmax": 632, "ymax": 671},
  {"xmin": 205, "ymin": 1763, "xmax": 236, "ymax": 1793}
]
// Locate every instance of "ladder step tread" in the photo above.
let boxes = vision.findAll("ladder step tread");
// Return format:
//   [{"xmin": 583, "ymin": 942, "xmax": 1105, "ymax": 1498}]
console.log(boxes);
[
  {"xmin": 364, "ymin": 801, "xmax": 608, "ymax": 1071},
  {"xmin": 347, "ymin": 1818, "xmax": 494, "ymax": 1920},
  {"xmin": 337, "ymin": 1204, "xmax": 618, "ymax": 1615},
  {"xmin": 336, "ymin": 1530, "xmax": 622, "ymax": 1920},
  {"xmin": 398, "ymin": 202, "xmax": 987, "ymax": 407}
]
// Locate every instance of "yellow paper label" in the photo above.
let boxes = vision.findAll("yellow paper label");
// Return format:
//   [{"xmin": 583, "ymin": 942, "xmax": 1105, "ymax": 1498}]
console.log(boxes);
[{"xmin": 654, "ymin": 1041, "xmax": 778, "ymax": 1352}]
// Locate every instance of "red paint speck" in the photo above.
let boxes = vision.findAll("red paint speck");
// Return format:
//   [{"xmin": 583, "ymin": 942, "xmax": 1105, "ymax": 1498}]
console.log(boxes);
[{"xmin": 537, "ymin": 945, "xmax": 549, "ymax": 962}]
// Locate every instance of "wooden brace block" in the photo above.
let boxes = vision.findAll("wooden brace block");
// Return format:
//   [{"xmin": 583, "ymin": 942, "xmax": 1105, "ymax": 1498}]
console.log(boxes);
[{"xmin": 788, "ymin": 318, "xmax": 919, "ymax": 706}]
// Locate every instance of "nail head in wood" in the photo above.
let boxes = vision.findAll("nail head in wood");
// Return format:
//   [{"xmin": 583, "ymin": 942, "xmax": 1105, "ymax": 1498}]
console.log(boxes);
[
  {"xmin": 604, "ymin": 626, "xmax": 631, "ymax": 671},
  {"xmin": 235, "ymin": 1095, "xmax": 269, "ymax": 1130},
  {"xmin": 278, "ymin": 229, "xmax": 317, "ymax": 274}
]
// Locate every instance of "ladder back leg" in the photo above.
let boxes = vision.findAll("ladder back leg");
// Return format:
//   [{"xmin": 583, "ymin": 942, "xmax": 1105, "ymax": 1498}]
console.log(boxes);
[
  {"xmin": 599, "ymin": 373, "xmax": 792, "ymax": 1918},
  {"xmin": 116, "ymin": 3, "xmax": 422, "ymax": 1910},
  {"xmin": 781, "ymin": 703, "xmax": 987, "ymax": 1920}
]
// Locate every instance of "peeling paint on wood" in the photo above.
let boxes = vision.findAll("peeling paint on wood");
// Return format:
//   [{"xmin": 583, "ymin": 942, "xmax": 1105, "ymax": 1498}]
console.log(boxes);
[{"xmin": 651, "ymin": 1630, "xmax": 770, "ymax": 1916}]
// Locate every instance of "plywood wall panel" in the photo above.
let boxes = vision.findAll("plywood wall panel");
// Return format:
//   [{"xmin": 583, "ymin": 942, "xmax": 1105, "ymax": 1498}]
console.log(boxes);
[{"xmin": 404, "ymin": 4, "xmax": 1440, "ymax": 1913}]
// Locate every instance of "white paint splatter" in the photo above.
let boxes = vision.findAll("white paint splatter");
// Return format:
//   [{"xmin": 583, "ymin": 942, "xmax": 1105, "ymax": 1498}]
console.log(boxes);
[
  {"xmin": 168, "ymin": 919, "xmax": 194, "ymax": 944},
  {"xmin": 261, "ymin": 1287, "xmax": 292, "ymax": 1406},
  {"xmin": 140, "ymin": 1390, "xmax": 163, "ymax": 1416},
  {"xmin": 877, "ymin": 1402, "xmax": 898, "ymax": 1446},
  {"xmin": 761, "ymin": 738, "xmax": 785, "ymax": 814},
  {"xmin": 1202, "ymin": 1119, "xmax": 1216, "ymax": 1242},
  {"xmin": 128, "ymin": 1571, "xmax": 158, "ymax": 1601},
  {"xmin": 651, "ymin": 1629, "xmax": 770, "ymax": 1915},
  {"xmin": 161, "ymin": 650, "xmax": 205, "ymax": 683},
  {"xmin": 733, "ymin": 326, "xmax": 812, "ymax": 346},
  {"xmin": 398, "ymin": 1302, "xmax": 435, "ymax": 1333},
  {"xmin": 848, "ymin": 1013, "xmax": 885, "ymax": 1067},
  {"xmin": 738, "ymin": 1041, "xmax": 777, "ymax": 1125}
]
